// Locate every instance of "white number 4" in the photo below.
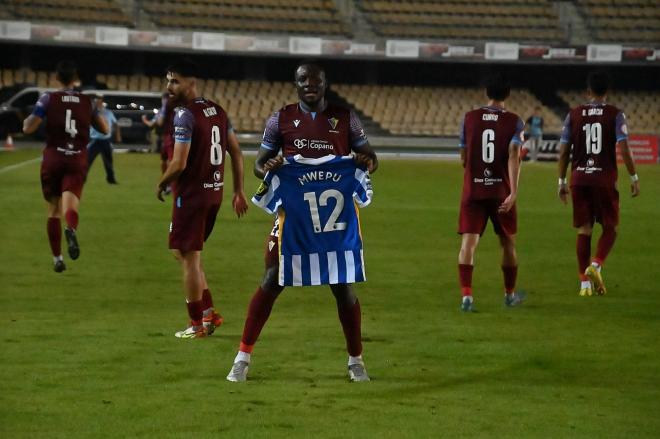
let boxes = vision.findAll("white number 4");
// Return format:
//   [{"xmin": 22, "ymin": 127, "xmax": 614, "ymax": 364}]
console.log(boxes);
[
  {"xmin": 210, "ymin": 125, "xmax": 223, "ymax": 165},
  {"xmin": 65, "ymin": 109, "xmax": 77, "ymax": 138},
  {"xmin": 303, "ymin": 189, "xmax": 347, "ymax": 233}
]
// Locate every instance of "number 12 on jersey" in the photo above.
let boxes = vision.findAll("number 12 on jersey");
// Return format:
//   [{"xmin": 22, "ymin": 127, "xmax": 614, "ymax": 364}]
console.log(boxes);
[{"xmin": 303, "ymin": 190, "xmax": 347, "ymax": 233}]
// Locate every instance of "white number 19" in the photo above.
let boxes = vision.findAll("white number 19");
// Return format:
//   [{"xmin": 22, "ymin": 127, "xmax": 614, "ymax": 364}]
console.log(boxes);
[{"xmin": 583, "ymin": 122, "xmax": 602, "ymax": 154}]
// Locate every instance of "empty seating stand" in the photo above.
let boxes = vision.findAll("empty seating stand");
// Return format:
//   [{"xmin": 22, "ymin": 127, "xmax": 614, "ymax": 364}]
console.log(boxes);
[
  {"xmin": 577, "ymin": 0, "xmax": 660, "ymax": 44},
  {"xmin": 142, "ymin": 0, "xmax": 351, "ymax": 37},
  {"xmin": 9, "ymin": 0, "xmax": 133, "ymax": 27},
  {"xmin": 358, "ymin": 0, "xmax": 565, "ymax": 42}
]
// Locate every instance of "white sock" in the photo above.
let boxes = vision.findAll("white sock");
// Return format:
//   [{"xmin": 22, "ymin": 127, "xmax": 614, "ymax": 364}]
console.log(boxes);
[
  {"xmin": 53, "ymin": 255, "xmax": 63, "ymax": 264},
  {"xmin": 235, "ymin": 351, "xmax": 251, "ymax": 364},
  {"xmin": 462, "ymin": 295, "xmax": 473, "ymax": 303},
  {"xmin": 591, "ymin": 262, "xmax": 601, "ymax": 272},
  {"xmin": 581, "ymin": 280, "xmax": 592, "ymax": 289},
  {"xmin": 348, "ymin": 355, "xmax": 363, "ymax": 366}
]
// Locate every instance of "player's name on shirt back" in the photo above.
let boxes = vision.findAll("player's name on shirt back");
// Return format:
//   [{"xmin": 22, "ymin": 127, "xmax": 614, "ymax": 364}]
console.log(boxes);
[
  {"xmin": 583, "ymin": 107, "xmax": 603, "ymax": 116},
  {"xmin": 482, "ymin": 113, "xmax": 499, "ymax": 121},
  {"xmin": 61, "ymin": 95, "xmax": 80, "ymax": 103},
  {"xmin": 202, "ymin": 106, "xmax": 217, "ymax": 118}
]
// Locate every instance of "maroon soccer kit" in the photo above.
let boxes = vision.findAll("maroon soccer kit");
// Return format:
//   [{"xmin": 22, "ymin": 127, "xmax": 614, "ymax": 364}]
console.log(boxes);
[
  {"xmin": 259, "ymin": 103, "xmax": 369, "ymax": 266},
  {"xmin": 168, "ymin": 98, "xmax": 229, "ymax": 252},
  {"xmin": 35, "ymin": 90, "xmax": 93, "ymax": 200},
  {"xmin": 458, "ymin": 106, "xmax": 524, "ymax": 236},
  {"xmin": 561, "ymin": 103, "xmax": 627, "ymax": 227}
]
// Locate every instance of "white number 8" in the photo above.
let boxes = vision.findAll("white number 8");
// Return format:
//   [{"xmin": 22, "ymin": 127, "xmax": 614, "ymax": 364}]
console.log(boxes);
[{"xmin": 210, "ymin": 125, "xmax": 223, "ymax": 165}]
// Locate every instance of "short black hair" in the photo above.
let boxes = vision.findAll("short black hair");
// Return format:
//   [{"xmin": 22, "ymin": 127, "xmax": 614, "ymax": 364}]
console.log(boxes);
[
  {"xmin": 295, "ymin": 60, "xmax": 325, "ymax": 79},
  {"xmin": 166, "ymin": 58, "xmax": 199, "ymax": 78},
  {"xmin": 56, "ymin": 60, "xmax": 78, "ymax": 85},
  {"xmin": 588, "ymin": 70, "xmax": 611, "ymax": 97},
  {"xmin": 485, "ymin": 73, "xmax": 510, "ymax": 101}
]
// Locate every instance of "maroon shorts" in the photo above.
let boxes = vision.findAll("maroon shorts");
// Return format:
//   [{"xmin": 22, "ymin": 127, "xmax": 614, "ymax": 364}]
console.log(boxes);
[
  {"xmin": 40, "ymin": 150, "xmax": 87, "ymax": 201},
  {"xmin": 571, "ymin": 185, "xmax": 619, "ymax": 227},
  {"xmin": 264, "ymin": 217, "xmax": 280, "ymax": 267},
  {"xmin": 458, "ymin": 198, "xmax": 517, "ymax": 236},
  {"xmin": 169, "ymin": 200, "xmax": 220, "ymax": 252}
]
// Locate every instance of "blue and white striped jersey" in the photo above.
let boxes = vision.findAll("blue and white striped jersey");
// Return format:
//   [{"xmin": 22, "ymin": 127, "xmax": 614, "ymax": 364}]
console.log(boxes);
[{"xmin": 253, "ymin": 155, "xmax": 373, "ymax": 286}]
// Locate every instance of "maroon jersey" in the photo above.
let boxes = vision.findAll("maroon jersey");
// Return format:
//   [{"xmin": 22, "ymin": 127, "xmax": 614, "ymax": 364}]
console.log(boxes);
[
  {"xmin": 35, "ymin": 90, "xmax": 93, "ymax": 159},
  {"xmin": 561, "ymin": 103, "xmax": 627, "ymax": 188},
  {"xmin": 459, "ymin": 106, "xmax": 524, "ymax": 201},
  {"xmin": 172, "ymin": 98, "xmax": 228, "ymax": 205},
  {"xmin": 260, "ymin": 103, "xmax": 369, "ymax": 158}
]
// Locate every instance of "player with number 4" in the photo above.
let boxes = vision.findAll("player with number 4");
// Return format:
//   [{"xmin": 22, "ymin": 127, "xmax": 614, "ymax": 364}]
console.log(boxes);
[
  {"xmin": 157, "ymin": 59, "xmax": 248, "ymax": 339},
  {"xmin": 456, "ymin": 74, "xmax": 525, "ymax": 312},
  {"xmin": 558, "ymin": 71, "xmax": 640, "ymax": 297},
  {"xmin": 23, "ymin": 60, "xmax": 109, "ymax": 273}
]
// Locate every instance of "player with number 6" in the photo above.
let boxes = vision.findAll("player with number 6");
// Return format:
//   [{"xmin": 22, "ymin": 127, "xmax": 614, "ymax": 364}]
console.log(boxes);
[
  {"xmin": 23, "ymin": 60, "xmax": 109, "ymax": 273},
  {"xmin": 456, "ymin": 74, "xmax": 525, "ymax": 312},
  {"xmin": 157, "ymin": 59, "xmax": 248, "ymax": 339},
  {"xmin": 557, "ymin": 71, "xmax": 640, "ymax": 297}
]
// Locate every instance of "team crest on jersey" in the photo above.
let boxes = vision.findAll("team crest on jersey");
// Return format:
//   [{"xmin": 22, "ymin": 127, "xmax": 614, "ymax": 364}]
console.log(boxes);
[
  {"xmin": 484, "ymin": 168, "xmax": 492, "ymax": 178},
  {"xmin": 293, "ymin": 119, "xmax": 301, "ymax": 127},
  {"xmin": 587, "ymin": 158, "xmax": 595, "ymax": 167},
  {"xmin": 214, "ymin": 171, "xmax": 222, "ymax": 181},
  {"xmin": 328, "ymin": 117, "xmax": 339, "ymax": 130},
  {"xmin": 256, "ymin": 181, "xmax": 270, "ymax": 196}
]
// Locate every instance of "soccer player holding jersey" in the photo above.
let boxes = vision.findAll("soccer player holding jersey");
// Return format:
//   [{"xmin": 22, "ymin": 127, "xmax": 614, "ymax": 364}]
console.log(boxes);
[
  {"xmin": 457, "ymin": 75, "xmax": 525, "ymax": 312},
  {"xmin": 227, "ymin": 62, "xmax": 378, "ymax": 382},
  {"xmin": 558, "ymin": 71, "xmax": 640, "ymax": 296},
  {"xmin": 156, "ymin": 59, "xmax": 248, "ymax": 338},
  {"xmin": 22, "ymin": 60, "xmax": 109, "ymax": 272}
]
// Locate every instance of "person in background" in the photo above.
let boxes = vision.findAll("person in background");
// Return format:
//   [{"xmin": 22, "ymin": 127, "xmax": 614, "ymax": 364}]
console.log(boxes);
[{"xmin": 87, "ymin": 94, "xmax": 120, "ymax": 184}]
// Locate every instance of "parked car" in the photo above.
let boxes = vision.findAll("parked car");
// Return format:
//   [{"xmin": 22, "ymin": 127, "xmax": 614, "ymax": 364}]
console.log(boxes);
[{"xmin": 0, "ymin": 86, "xmax": 162, "ymax": 145}]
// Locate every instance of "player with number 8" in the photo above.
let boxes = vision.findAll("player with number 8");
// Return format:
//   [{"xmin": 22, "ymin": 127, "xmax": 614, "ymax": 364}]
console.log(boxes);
[{"xmin": 157, "ymin": 59, "xmax": 248, "ymax": 339}]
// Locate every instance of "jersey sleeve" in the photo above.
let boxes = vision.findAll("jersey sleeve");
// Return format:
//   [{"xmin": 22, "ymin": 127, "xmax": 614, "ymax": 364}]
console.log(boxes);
[
  {"xmin": 615, "ymin": 111, "xmax": 628, "ymax": 142},
  {"xmin": 260, "ymin": 111, "xmax": 282, "ymax": 151},
  {"xmin": 349, "ymin": 110, "xmax": 369, "ymax": 150},
  {"xmin": 353, "ymin": 168, "xmax": 373, "ymax": 208},
  {"xmin": 173, "ymin": 107, "xmax": 195, "ymax": 143},
  {"xmin": 458, "ymin": 114, "xmax": 466, "ymax": 148},
  {"xmin": 559, "ymin": 113, "xmax": 571, "ymax": 144},
  {"xmin": 510, "ymin": 118, "xmax": 525, "ymax": 145},
  {"xmin": 252, "ymin": 173, "xmax": 282, "ymax": 214},
  {"xmin": 32, "ymin": 92, "xmax": 51, "ymax": 118}
]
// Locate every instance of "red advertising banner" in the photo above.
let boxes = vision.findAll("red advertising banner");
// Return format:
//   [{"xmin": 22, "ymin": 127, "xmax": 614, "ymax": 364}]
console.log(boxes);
[{"xmin": 617, "ymin": 135, "xmax": 659, "ymax": 164}]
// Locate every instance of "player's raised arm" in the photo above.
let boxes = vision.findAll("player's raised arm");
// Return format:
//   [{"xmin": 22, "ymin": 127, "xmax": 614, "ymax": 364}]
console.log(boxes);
[
  {"xmin": 349, "ymin": 110, "xmax": 378, "ymax": 173},
  {"xmin": 255, "ymin": 111, "xmax": 284, "ymax": 179},
  {"xmin": 227, "ymin": 129, "xmax": 248, "ymax": 217}
]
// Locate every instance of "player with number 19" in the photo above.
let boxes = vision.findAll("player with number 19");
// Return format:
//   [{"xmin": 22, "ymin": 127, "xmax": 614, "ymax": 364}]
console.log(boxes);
[
  {"xmin": 22, "ymin": 60, "xmax": 109, "ymax": 273},
  {"xmin": 456, "ymin": 74, "xmax": 525, "ymax": 312},
  {"xmin": 157, "ymin": 59, "xmax": 248, "ymax": 339},
  {"xmin": 557, "ymin": 71, "xmax": 640, "ymax": 297}
]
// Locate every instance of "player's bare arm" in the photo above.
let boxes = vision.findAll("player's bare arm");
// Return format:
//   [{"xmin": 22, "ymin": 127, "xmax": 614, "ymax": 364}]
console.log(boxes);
[
  {"xmin": 22, "ymin": 114, "xmax": 42, "ymax": 134},
  {"xmin": 114, "ymin": 123, "xmax": 122, "ymax": 143},
  {"xmin": 617, "ymin": 139, "xmax": 640, "ymax": 197},
  {"xmin": 157, "ymin": 141, "xmax": 190, "ymax": 201},
  {"xmin": 353, "ymin": 143, "xmax": 379, "ymax": 173},
  {"xmin": 227, "ymin": 130, "xmax": 248, "ymax": 217},
  {"xmin": 460, "ymin": 148, "xmax": 467, "ymax": 168},
  {"xmin": 254, "ymin": 147, "xmax": 283, "ymax": 179},
  {"xmin": 499, "ymin": 142, "xmax": 521, "ymax": 213},
  {"xmin": 557, "ymin": 141, "xmax": 571, "ymax": 204},
  {"xmin": 92, "ymin": 111, "xmax": 110, "ymax": 135}
]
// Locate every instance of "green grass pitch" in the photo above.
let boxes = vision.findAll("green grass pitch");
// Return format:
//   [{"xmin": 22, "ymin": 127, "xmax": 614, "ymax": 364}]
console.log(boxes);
[{"xmin": 1, "ymin": 148, "xmax": 659, "ymax": 438}]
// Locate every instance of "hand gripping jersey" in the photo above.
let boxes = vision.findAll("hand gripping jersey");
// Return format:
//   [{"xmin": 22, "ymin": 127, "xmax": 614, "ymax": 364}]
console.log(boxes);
[
  {"xmin": 172, "ymin": 98, "xmax": 229, "ymax": 205},
  {"xmin": 253, "ymin": 155, "xmax": 373, "ymax": 287},
  {"xmin": 560, "ymin": 103, "xmax": 627, "ymax": 188}
]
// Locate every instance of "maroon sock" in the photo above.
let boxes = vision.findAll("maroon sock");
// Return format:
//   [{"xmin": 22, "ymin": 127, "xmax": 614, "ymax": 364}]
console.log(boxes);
[
  {"xmin": 64, "ymin": 209, "xmax": 79, "ymax": 230},
  {"xmin": 577, "ymin": 234, "xmax": 591, "ymax": 278},
  {"xmin": 202, "ymin": 289, "xmax": 214, "ymax": 310},
  {"xmin": 458, "ymin": 264, "xmax": 473, "ymax": 296},
  {"xmin": 47, "ymin": 218, "xmax": 62, "ymax": 257},
  {"xmin": 502, "ymin": 265, "xmax": 518, "ymax": 294},
  {"xmin": 337, "ymin": 299, "xmax": 362, "ymax": 357},
  {"xmin": 595, "ymin": 226, "xmax": 617, "ymax": 265},
  {"xmin": 186, "ymin": 299, "xmax": 204, "ymax": 326},
  {"xmin": 240, "ymin": 287, "xmax": 278, "ymax": 351}
]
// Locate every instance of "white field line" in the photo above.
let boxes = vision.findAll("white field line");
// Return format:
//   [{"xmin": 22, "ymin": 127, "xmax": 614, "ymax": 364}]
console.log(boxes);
[{"xmin": 0, "ymin": 156, "xmax": 41, "ymax": 175}]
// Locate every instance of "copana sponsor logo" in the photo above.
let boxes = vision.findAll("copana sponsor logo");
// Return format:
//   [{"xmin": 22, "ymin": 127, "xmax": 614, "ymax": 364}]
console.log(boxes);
[{"xmin": 293, "ymin": 138, "xmax": 334, "ymax": 150}]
